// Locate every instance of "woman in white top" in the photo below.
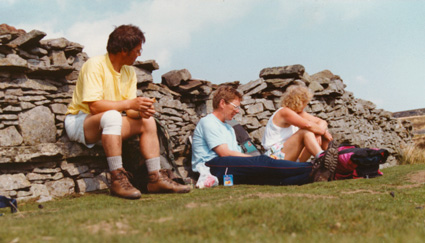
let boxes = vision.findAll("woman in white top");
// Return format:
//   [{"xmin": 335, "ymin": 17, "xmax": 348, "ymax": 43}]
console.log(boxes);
[{"xmin": 261, "ymin": 85, "xmax": 333, "ymax": 162}]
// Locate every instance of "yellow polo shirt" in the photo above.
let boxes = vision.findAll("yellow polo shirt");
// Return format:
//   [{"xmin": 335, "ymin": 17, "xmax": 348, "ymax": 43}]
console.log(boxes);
[{"xmin": 66, "ymin": 54, "xmax": 137, "ymax": 115}]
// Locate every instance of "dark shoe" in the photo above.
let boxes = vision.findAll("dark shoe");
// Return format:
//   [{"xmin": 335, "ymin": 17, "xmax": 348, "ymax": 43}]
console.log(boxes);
[
  {"xmin": 110, "ymin": 168, "xmax": 142, "ymax": 199},
  {"xmin": 310, "ymin": 141, "xmax": 339, "ymax": 182},
  {"xmin": 147, "ymin": 169, "xmax": 191, "ymax": 193}
]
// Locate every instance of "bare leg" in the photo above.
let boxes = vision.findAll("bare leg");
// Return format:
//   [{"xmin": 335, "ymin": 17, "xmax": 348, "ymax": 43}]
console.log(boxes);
[
  {"xmin": 121, "ymin": 116, "xmax": 190, "ymax": 193},
  {"xmin": 102, "ymin": 135, "xmax": 122, "ymax": 157},
  {"xmin": 281, "ymin": 129, "xmax": 323, "ymax": 162},
  {"xmin": 85, "ymin": 114, "xmax": 189, "ymax": 194},
  {"xmin": 121, "ymin": 116, "xmax": 159, "ymax": 159},
  {"xmin": 83, "ymin": 112, "xmax": 141, "ymax": 199},
  {"xmin": 84, "ymin": 112, "xmax": 123, "ymax": 157},
  {"xmin": 85, "ymin": 113, "xmax": 160, "ymax": 159},
  {"xmin": 298, "ymin": 148, "xmax": 312, "ymax": 162},
  {"xmin": 298, "ymin": 134, "xmax": 326, "ymax": 162}
]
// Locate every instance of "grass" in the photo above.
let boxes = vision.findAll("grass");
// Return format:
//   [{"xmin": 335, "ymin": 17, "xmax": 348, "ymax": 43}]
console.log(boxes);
[
  {"xmin": 1, "ymin": 164, "xmax": 425, "ymax": 243},
  {"xmin": 398, "ymin": 143, "xmax": 425, "ymax": 165}
]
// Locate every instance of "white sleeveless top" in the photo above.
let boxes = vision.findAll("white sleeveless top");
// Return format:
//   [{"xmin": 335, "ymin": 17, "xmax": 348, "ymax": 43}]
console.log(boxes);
[{"xmin": 261, "ymin": 108, "xmax": 299, "ymax": 150}]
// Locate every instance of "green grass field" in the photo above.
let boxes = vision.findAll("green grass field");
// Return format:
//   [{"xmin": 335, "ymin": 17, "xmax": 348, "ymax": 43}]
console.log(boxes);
[{"xmin": 1, "ymin": 164, "xmax": 425, "ymax": 243}]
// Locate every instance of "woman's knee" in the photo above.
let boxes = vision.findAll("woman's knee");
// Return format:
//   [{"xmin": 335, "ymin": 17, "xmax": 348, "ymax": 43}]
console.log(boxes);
[{"xmin": 301, "ymin": 129, "xmax": 315, "ymax": 139}]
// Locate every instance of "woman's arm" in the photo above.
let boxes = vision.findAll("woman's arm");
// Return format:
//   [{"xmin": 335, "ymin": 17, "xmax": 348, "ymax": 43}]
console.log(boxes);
[
  {"xmin": 276, "ymin": 107, "xmax": 327, "ymax": 135},
  {"xmin": 299, "ymin": 111, "xmax": 333, "ymax": 141}
]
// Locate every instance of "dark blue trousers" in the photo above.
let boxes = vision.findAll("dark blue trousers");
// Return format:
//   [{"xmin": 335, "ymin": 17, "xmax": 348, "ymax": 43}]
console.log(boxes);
[{"xmin": 205, "ymin": 155, "xmax": 312, "ymax": 186}]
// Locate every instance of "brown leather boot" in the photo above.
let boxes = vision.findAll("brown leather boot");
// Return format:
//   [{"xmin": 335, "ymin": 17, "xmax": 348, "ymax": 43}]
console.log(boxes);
[
  {"xmin": 147, "ymin": 169, "xmax": 191, "ymax": 193},
  {"xmin": 110, "ymin": 168, "xmax": 142, "ymax": 199}
]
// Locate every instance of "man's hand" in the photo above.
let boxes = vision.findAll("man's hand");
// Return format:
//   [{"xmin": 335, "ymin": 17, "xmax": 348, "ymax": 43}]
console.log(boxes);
[{"xmin": 131, "ymin": 97, "xmax": 156, "ymax": 118}]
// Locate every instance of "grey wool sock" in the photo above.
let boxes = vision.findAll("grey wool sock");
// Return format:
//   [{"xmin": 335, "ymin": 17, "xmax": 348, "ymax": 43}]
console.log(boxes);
[
  {"xmin": 107, "ymin": 156, "xmax": 123, "ymax": 171},
  {"xmin": 145, "ymin": 157, "xmax": 161, "ymax": 172},
  {"xmin": 315, "ymin": 150, "xmax": 324, "ymax": 159}
]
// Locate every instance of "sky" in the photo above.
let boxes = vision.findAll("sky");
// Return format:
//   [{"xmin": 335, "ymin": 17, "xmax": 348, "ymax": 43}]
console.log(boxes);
[{"xmin": 1, "ymin": 0, "xmax": 424, "ymax": 112}]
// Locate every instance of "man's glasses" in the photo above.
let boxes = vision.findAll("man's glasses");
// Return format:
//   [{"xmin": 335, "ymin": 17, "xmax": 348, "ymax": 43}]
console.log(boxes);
[{"xmin": 227, "ymin": 101, "xmax": 241, "ymax": 111}]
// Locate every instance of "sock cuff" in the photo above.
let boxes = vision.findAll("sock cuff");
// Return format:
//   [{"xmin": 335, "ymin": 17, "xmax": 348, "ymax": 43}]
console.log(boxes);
[
  {"xmin": 315, "ymin": 150, "xmax": 324, "ymax": 159},
  {"xmin": 107, "ymin": 156, "xmax": 123, "ymax": 171},
  {"xmin": 145, "ymin": 157, "xmax": 161, "ymax": 172}
]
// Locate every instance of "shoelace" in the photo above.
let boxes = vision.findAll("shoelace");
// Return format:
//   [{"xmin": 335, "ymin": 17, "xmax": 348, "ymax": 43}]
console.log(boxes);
[
  {"xmin": 116, "ymin": 170, "xmax": 135, "ymax": 190},
  {"xmin": 159, "ymin": 170, "xmax": 181, "ymax": 186}
]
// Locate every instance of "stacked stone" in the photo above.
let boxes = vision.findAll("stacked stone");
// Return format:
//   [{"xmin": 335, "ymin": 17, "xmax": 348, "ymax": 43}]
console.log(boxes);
[
  {"xmin": 136, "ymin": 69, "xmax": 216, "ymax": 176},
  {"xmin": 0, "ymin": 25, "xmax": 158, "ymax": 201}
]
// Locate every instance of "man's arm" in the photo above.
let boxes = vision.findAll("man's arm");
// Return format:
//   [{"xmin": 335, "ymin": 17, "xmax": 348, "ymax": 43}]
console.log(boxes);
[
  {"xmin": 88, "ymin": 97, "xmax": 155, "ymax": 118},
  {"xmin": 213, "ymin": 143, "xmax": 251, "ymax": 157}
]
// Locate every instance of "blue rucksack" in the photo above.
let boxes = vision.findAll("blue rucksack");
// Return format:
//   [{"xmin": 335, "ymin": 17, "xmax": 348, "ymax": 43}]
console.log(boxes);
[{"xmin": 226, "ymin": 119, "xmax": 261, "ymax": 156}]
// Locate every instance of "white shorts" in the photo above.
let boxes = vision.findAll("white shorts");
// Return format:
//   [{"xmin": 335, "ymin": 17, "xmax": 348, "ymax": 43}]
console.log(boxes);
[{"xmin": 64, "ymin": 111, "xmax": 96, "ymax": 148}]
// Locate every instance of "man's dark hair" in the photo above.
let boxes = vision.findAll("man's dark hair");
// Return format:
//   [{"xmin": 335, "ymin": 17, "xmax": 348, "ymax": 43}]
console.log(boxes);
[
  {"xmin": 106, "ymin": 24, "xmax": 145, "ymax": 54},
  {"xmin": 212, "ymin": 85, "xmax": 242, "ymax": 109}
]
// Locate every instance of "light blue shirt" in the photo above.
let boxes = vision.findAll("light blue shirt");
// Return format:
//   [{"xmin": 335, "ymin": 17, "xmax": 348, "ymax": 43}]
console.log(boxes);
[{"xmin": 191, "ymin": 114, "xmax": 241, "ymax": 172}]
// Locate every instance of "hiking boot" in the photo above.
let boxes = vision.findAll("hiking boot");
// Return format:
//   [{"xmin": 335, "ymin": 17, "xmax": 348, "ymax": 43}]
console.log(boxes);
[
  {"xmin": 310, "ymin": 141, "xmax": 339, "ymax": 182},
  {"xmin": 110, "ymin": 168, "xmax": 142, "ymax": 199},
  {"xmin": 147, "ymin": 169, "xmax": 191, "ymax": 193},
  {"xmin": 323, "ymin": 141, "xmax": 339, "ymax": 171}
]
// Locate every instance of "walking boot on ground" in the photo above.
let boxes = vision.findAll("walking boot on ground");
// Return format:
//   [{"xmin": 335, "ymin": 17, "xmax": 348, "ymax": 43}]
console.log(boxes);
[
  {"xmin": 310, "ymin": 141, "xmax": 339, "ymax": 182},
  {"xmin": 110, "ymin": 168, "xmax": 142, "ymax": 199},
  {"xmin": 147, "ymin": 169, "xmax": 191, "ymax": 193}
]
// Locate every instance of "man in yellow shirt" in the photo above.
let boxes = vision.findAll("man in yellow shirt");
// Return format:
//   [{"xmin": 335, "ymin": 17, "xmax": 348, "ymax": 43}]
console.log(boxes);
[{"xmin": 65, "ymin": 24, "xmax": 190, "ymax": 199}]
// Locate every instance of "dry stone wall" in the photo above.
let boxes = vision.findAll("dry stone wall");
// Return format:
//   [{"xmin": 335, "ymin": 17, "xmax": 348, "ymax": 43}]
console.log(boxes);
[{"xmin": 0, "ymin": 25, "xmax": 413, "ymax": 202}]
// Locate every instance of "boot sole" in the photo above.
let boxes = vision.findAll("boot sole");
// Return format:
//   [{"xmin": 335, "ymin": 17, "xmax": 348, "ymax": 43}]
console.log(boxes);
[
  {"xmin": 147, "ymin": 187, "xmax": 192, "ymax": 194},
  {"xmin": 321, "ymin": 141, "xmax": 339, "ymax": 180},
  {"xmin": 323, "ymin": 147, "xmax": 338, "ymax": 173},
  {"xmin": 110, "ymin": 191, "xmax": 142, "ymax": 200}
]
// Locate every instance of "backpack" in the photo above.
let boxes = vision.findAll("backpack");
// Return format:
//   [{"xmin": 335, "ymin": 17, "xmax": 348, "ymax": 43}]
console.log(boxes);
[
  {"xmin": 154, "ymin": 118, "xmax": 183, "ymax": 176},
  {"xmin": 334, "ymin": 144, "xmax": 389, "ymax": 180},
  {"xmin": 123, "ymin": 117, "xmax": 188, "ymax": 192},
  {"xmin": 226, "ymin": 119, "xmax": 261, "ymax": 156},
  {"xmin": 0, "ymin": 195, "xmax": 18, "ymax": 213}
]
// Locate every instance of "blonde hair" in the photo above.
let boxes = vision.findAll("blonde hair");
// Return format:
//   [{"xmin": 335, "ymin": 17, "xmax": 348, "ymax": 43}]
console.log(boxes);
[{"xmin": 280, "ymin": 85, "xmax": 313, "ymax": 112}]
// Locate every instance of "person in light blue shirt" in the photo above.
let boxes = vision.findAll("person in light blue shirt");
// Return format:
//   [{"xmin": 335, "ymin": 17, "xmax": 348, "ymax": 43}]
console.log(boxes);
[
  {"xmin": 191, "ymin": 113, "xmax": 242, "ymax": 172},
  {"xmin": 191, "ymin": 85, "xmax": 338, "ymax": 185}
]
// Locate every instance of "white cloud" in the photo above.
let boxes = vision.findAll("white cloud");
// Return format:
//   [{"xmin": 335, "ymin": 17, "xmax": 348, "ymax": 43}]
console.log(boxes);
[
  {"xmin": 14, "ymin": 22, "xmax": 65, "ymax": 40},
  {"xmin": 274, "ymin": 0, "xmax": 381, "ymax": 27},
  {"xmin": 1, "ymin": 0, "xmax": 18, "ymax": 4},
  {"xmin": 368, "ymin": 97, "xmax": 384, "ymax": 108},
  {"xmin": 353, "ymin": 75, "xmax": 369, "ymax": 84},
  {"xmin": 66, "ymin": 20, "xmax": 112, "ymax": 56},
  {"xmin": 54, "ymin": 0, "xmax": 68, "ymax": 11},
  {"xmin": 344, "ymin": 75, "xmax": 370, "ymax": 96},
  {"xmin": 59, "ymin": 0, "xmax": 258, "ymax": 68}
]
